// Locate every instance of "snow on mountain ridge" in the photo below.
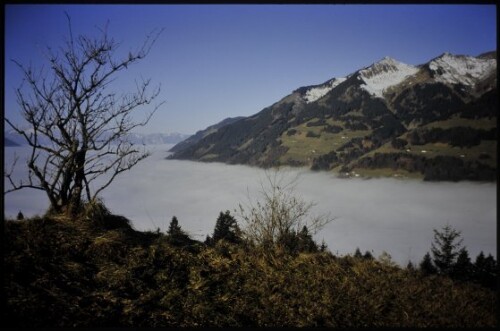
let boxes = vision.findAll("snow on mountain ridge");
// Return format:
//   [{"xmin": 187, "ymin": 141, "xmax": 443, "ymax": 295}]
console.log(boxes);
[
  {"xmin": 303, "ymin": 77, "xmax": 347, "ymax": 103},
  {"xmin": 359, "ymin": 57, "xmax": 419, "ymax": 98},
  {"xmin": 428, "ymin": 53, "xmax": 496, "ymax": 86}
]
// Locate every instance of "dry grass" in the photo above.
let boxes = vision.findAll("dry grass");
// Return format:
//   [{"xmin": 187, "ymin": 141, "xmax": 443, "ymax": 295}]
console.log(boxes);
[{"xmin": 3, "ymin": 211, "xmax": 497, "ymax": 327}]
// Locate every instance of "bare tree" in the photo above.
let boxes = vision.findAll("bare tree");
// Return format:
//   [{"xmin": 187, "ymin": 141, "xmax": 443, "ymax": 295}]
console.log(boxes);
[
  {"xmin": 4, "ymin": 16, "xmax": 164, "ymax": 215},
  {"xmin": 238, "ymin": 168, "xmax": 335, "ymax": 250}
]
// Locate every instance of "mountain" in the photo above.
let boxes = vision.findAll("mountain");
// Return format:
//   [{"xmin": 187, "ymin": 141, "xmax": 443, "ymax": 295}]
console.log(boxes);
[
  {"xmin": 4, "ymin": 129, "xmax": 52, "ymax": 147},
  {"xmin": 169, "ymin": 117, "xmax": 245, "ymax": 153},
  {"xmin": 169, "ymin": 51, "xmax": 497, "ymax": 181},
  {"xmin": 4, "ymin": 131, "xmax": 190, "ymax": 147},
  {"xmin": 4, "ymin": 137, "xmax": 20, "ymax": 147},
  {"xmin": 124, "ymin": 132, "xmax": 191, "ymax": 145}
]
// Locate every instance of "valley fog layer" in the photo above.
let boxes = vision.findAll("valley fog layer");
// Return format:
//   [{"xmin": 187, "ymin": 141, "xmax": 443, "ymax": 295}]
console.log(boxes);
[{"xmin": 4, "ymin": 145, "xmax": 496, "ymax": 265}]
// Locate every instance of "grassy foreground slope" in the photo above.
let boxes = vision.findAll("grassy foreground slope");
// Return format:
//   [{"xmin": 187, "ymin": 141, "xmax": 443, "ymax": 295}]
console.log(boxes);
[{"xmin": 3, "ymin": 207, "xmax": 497, "ymax": 327}]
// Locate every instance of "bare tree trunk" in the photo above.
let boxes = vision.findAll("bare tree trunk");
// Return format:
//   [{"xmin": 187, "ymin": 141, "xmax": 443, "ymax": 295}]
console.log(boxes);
[
  {"xmin": 4, "ymin": 16, "xmax": 164, "ymax": 217},
  {"xmin": 69, "ymin": 149, "xmax": 86, "ymax": 214}
]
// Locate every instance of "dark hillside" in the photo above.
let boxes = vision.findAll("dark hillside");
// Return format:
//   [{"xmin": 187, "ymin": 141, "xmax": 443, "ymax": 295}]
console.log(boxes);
[{"xmin": 3, "ymin": 208, "xmax": 497, "ymax": 327}]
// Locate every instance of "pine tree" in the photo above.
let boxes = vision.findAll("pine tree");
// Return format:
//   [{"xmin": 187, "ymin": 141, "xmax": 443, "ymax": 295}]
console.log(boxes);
[
  {"xmin": 431, "ymin": 224, "xmax": 463, "ymax": 275},
  {"xmin": 473, "ymin": 251, "xmax": 497, "ymax": 289},
  {"xmin": 451, "ymin": 248, "xmax": 473, "ymax": 281},
  {"xmin": 354, "ymin": 247, "xmax": 363, "ymax": 259},
  {"xmin": 167, "ymin": 216, "xmax": 190, "ymax": 246},
  {"xmin": 419, "ymin": 252, "xmax": 437, "ymax": 275},
  {"xmin": 167, "ymin": 216, "xmax": 183, "ymax": 237},
  {"xmin": 363, "ymin": 251, "xmax": 374, "ymax": 260},
  {"xmin": 16, "ymin": 211, "xmax": 24, "ymax": 220},
  {"xmin": 297, "ymin": 225, "xmax": 318, "ymax": 253},
  {"xmin": 211, "ymin": 211, "xmax": 242, "ymax": 245}
]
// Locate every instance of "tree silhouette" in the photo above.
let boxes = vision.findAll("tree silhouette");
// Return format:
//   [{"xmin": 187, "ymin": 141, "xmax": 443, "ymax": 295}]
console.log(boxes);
[
  {"xmin": 473, "ymin": 251, "xmax": 497, "ymax": 289},
  {"xmin": 16, "ymin": 211, "xmax": 24, "ymax": 220},
  {"xmin": 354, "ymin": 248, "xmax": 363, "ymax": 259},
  {"xmin": 451, "ymin": 248, "xmax": 473, "ymax": 281},
  {"xmin": 297, "ymin": 225, "xmax": 318, "ymax": 253},
  {"xmin": 211, "ymin": 210, "xmax": 242, "ymax": 245},
  {"xmin": 4, "ymin": 15, "xmax": 164, "ymax": 215},
  {"xmin": 419, "ymin": 252, "xmax": 437, "ymax": 275},
  {"xmin": 167, "ymin": 216, "xmax": 191, "ymax": 246},
  {"xmin": 431, "ymin": 224, "xmax": 463, "ymax": 275},
  {"xmin": 167, "ymin": 216, "xmax": 182, "ymax": 236},
  {"xmin": 363, "ymin": 251, "xmax": 374, "ymax": 260}
]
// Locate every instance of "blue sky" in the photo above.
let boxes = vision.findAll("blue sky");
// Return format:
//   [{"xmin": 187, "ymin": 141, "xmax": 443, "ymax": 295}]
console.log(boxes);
[{"xmin": 4, "ymin": 4, "xmax": 497, "ymax": 135}]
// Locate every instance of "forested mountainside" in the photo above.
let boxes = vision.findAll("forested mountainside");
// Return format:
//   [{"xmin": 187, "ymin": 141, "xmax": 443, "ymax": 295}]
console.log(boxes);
[{"xmin": 169, "ymin": 51, "xmax": 497, "ymax": 181}]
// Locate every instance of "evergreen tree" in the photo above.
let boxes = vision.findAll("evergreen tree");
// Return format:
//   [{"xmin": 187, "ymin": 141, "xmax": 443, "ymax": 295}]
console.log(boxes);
[
  {"xmin": 167, "ymin": 216, "xmax": 183, "ymax": 237},
  {"xmin": 167, "ymin": 216, "xmax": 190, "ymax": 246},
  {"xmin": 211, "ymin": 211, "xmax": 242, "ymax": 245},
  {"xmin": 451, "ymin": 248, "xmax": 473, "ymax": 281},
  {"xmin": 431, "ymin": 224, "xmax": 463, "ymax": 275},
  {"xmin": 482, "ymin": 254, "xmax": 498, "ymax": 289},
  {"xmin": 297, "ymin": 226, "xmax": 318, "ymax": 253},
  {"xmin": 407, "ymin": 261, "xmax": 415, "ymax": 272},
  {"xmin": 16, "ymin": 211, "xmax": 24, "ymax": 220},
  {"xmin": 275, "ymin": 226, "xmax": 318, "ymax": 254},
  {"xmin": 419, "ymin": 252, "xmax": 437, "ymax": 275},
  {"xmin": 354, "ymin": 247, "xmax": 363, "ymax": 259},
  {"xmin": 473, "ymin": 251, "xmax": 497, "ymax": 289},
  {"xmin": 363, "ymin": 251, "xmax": 374, "ymax": 260}
]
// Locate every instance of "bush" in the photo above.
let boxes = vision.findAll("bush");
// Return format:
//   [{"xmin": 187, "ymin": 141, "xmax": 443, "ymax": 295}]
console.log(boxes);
[{"xmin": 3, "ymin": 207, "xmax": 497, "ymax": 327}]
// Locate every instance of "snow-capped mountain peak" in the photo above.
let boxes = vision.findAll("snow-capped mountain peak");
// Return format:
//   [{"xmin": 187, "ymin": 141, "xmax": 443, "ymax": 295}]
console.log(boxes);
[
  {"xmin": 303, "ymin": 77, "xmax": 347, "ymax": 103},
  {"xmin": 428, "ymin": 53, "xmax": 496, "ymax": 86},
  {"xmin": 358, "ymin": 56, "xmax": 419, "ymax": 98}
]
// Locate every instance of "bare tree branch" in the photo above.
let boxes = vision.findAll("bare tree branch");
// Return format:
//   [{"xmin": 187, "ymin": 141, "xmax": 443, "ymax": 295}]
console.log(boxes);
[
  {"xmin": 4, "ymin": 17, "xmax": 164, "ymax": 215},
  {"xmin": 238, "ymin": 168, "xmax": 335, "ymax": 250}
]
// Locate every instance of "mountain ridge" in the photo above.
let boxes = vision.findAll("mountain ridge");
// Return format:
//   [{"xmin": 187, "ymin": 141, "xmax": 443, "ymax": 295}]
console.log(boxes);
[
  {"xmin": 169, "ymin": 51, "xmax": 497, "ymax": 181},
  {"xmin": 4, "ymin": 131, "xmax": 190, "ymax": 147}
]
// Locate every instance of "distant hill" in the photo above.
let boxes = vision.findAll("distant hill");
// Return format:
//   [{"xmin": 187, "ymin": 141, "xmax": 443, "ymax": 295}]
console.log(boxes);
[
  {"xmin": 169, "ymin": 117, "xmax": 246, "ymax": 153},
  {"xmin": 168, "ymin": 51, "xmax": 497, "ymax": 181},
  {"xmin": 124, "ymin": 132, "xmax": 191, "ymax": 145},
  {"xmin": 4, "ymin": 137, "xmax": 20, "ymax": 147},
  {"xmin": 4, "ymin": 131, "xmax": 190, "ymax": 147}
]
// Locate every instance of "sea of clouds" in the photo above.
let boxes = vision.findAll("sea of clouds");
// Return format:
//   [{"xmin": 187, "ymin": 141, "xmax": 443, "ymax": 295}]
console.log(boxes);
[{"xmin": 4, "ymin": 144, "xmax": 496, "ymax": 265}]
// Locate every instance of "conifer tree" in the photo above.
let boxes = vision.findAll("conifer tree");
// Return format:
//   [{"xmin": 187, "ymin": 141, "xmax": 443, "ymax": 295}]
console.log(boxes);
[
  {"xmin": 431, "ymin": 224, "xmax": 463, "ymax": 275},
  {"xmin": 211, "ymin": 211, "xmax": 242, "ymax": 245},
  {"xmin": 16, "ymin": 211, "xmax": 24, "ymax": 220},
  {"xmin": 363, "ymin": 251, "xmax": 374, "ymax": 260},
  {"xmin": 419, "ymin": 252, "xmax": 437, "ymax": 275},
  {"xmin": 167, "ymin": 216, "xmax": 182, "ymax": 237},
  {"xmin": 473, "ymin": 251, "xmax": 497, "ymax": 289},
  {"xmin": 354, "ymin": 247, "xmax": 363, "ymax": 258},
  {"xmin": 451, "ymin": 248, "xmax": 473, "ymax": 281},
  {"xmin": 297, "ymin": 225, "xmax": 318, "ymax": 253},
  {"xmin": 167, "ymin": 216, "xmax": 190, "ymax": 246}
]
